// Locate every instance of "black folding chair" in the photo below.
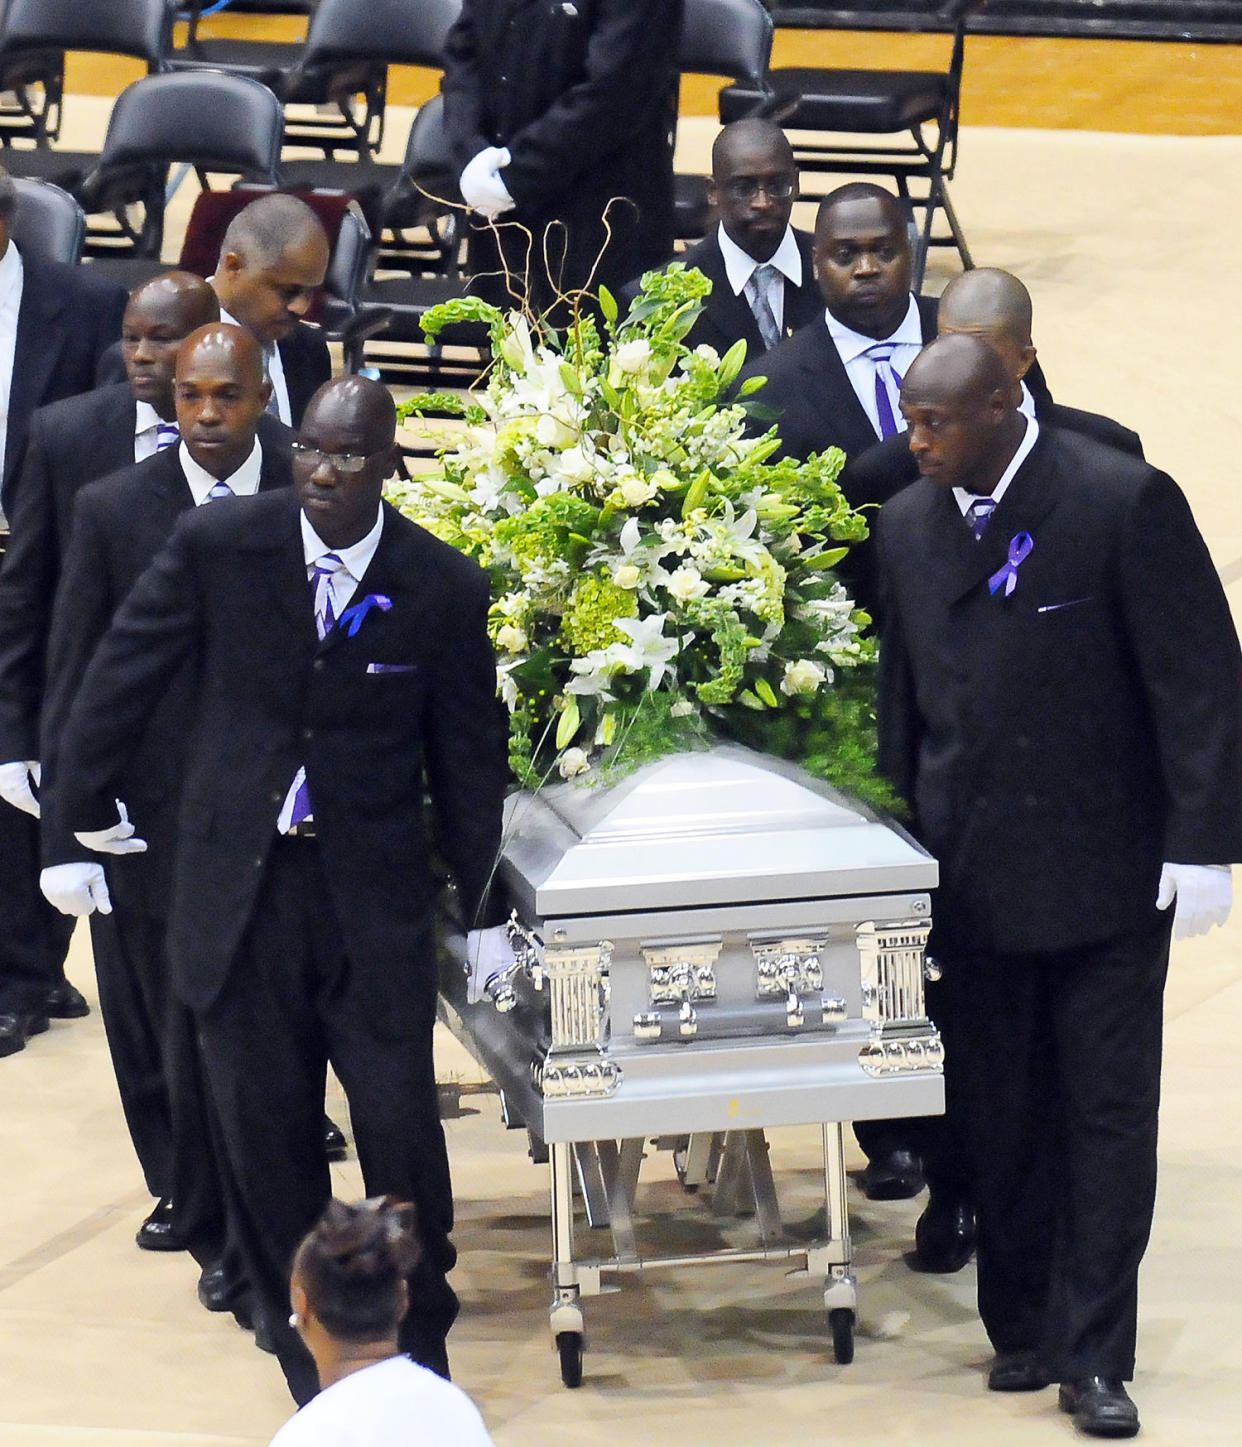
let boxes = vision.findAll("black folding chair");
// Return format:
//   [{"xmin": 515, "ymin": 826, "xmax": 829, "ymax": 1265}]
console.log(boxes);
[
  {"xmin": 11, "ymin": 178, "xmax": 85, "ymax": 264},
  {"xmin": 721, "ymin": 0, "xmax": 987, "ymax": 286},
  {"xmin": 675, "ymin": 0, "xmax": 775, "ymax": 242}
]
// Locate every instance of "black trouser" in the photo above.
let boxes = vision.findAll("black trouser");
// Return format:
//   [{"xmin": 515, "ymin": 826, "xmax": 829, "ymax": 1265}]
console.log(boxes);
[
  {"xmin": 0, "ymin": 804, "xmax": 74, "ymax": 1014},
  {"xmin": 196, "ymin": 836, "xmax": 458, "ymax": 1405},
  {"xmin": 935, "ymin": 914, "xmax": 1172, "ymax": 1381}
]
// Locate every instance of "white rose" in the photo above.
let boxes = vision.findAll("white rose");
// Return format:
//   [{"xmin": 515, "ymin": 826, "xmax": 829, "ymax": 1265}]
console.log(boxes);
[
  {"xmin": 558, "ymin": 747, "xmax": 591, "ymax": 779},
  {"xmin": 665, "ymin": 565, "xmax": 709, "ymax": 602},
  {"xmin": 614, "ymin": 339, "xmax": 651, "ymax": 374},
  {"xmin": 613, "ymin": 563, "xmax": 641, "ymax": 590},
  {"xmin": 780, "ymin": 658, "xmax": 828, "ymax": 697},
  {"xmin": 535, "ymin": 413, "xmax": 575, "ymax": 449},
  {"xmin": 496, "ymin": 623, "xmax": 528, "ymax": 652},
  {"xmin": 556, "ymin": 445, "xmax": 595, "ymax": 484},
  {"xmin": 617, "ymin": 475, "xmax": 656, "ymax": 508}
]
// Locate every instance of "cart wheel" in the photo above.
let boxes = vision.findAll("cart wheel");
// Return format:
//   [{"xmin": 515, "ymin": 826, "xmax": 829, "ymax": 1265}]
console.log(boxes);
[
  {"xmin": 829, "ymin": 1307, "xmax": 855, "ymax": 1365},
  {"xmin": 556, "ymin": 1330, "xmax": 584, "ymax": 1388}
]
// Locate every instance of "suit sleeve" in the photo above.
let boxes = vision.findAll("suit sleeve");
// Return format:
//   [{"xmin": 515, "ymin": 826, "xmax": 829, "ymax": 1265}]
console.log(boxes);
[
  {"xmin": 874, "ymin": 510, "xmax": 921, "ymax": 815},
  {"xmin": 441, "ymin": 1, "xmax": 492, "ymax": 170},
  {"xmin": 0, "ymin": 416, "xmax": 59, "ymax": 760},
  {"xmin": 48, "ymin": 515, "xmax": 204, "ymax": 851},
  {"xmin": 421, "ymin": 563, "xmax": 510, "ymax": 928},
  {"xmin": 496, "ymin": 0, "xmax": 679, "ymax": 212},
  {"xmin": 1118, "ymin": 472, "xmax": 1242, "ymax": 863}
]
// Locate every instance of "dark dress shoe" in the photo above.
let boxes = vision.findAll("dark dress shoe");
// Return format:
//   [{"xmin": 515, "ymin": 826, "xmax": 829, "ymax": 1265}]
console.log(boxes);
[
  {"xmin": 912, "ymin": 1195, "xmax": 976, "ymax": 1273},
  {"xmin": 0, "ymin": 1011, "xmax": 50, "ymax": 1058},
  {"xmin": 858, "ymin": 1147, "xmax": 925, "ymax": 1201},
  {"xmin": 135, "ymin": 1196, "xmax": 185, "ymax": 1252},
  {"xmin": 45, "ymin": 980, "xmax": 90, "ymax": 1019},
  {"xmin": 253, "ymin": 1312, "xmax": 277, "ymax": 1355},
  {"xmin": 324, "ymin": 1114, "xmax": 348, "ymax": 1160},
  {"xmin": 988, "ymin": 1350, "xmax": 1050, "ymax": 1392},
  {"xmin": 1058, "ymin": 1378, "xmax": 1140, "ymax": 1438},
  {"xmin": 197, "ymin": 1262, "xmax": 249, "ymax": 1313}
]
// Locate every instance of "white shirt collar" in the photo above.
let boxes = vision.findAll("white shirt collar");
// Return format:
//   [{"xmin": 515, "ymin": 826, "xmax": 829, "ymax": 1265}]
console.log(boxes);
[
  {"xmin": 300, "ymin": 504, "xmax": 385, "ymax": 584},
  {"xmin": 0, "ymin": 242, "xmax": 23, "ymax": 308},
  {"xmin": 716, "ymin": 223, "xmax": 803, "ymax": 296},
  {"xmin": 134, "ymin": 399, "xmax": 165, "ymax": 438},
  {"xmin": 953, "ymin": 416, "xmax": 1041, "ymax": 516},
  {"xmin": 825, "ymin": 294, "xmax": 922, "ymax": 364},
  {"xmin": 178, "ymin": 437, "xmax": 264, "ymax": 507},
  {"xmin": 1018, "ymin": 379, "xmax": 1036, "ymax": 420}
]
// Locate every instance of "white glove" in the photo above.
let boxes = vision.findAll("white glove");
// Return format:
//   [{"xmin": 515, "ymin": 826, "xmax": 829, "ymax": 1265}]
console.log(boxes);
[
  {"xmin": 459, "ymin": 146, "xmax": 515, "ymax": 220},
  {"xmin": 0, "ymin": 759, "xmax": 40, "ymax": 818},
  {"xmin": 465, "ymin": 924, "xmax": 517, "ymax": 1005},
  {"xmin": 74, "ymin": 800, "xmax": 148, "ymax": 856},
  {"xmin": 1156, "ymin": 862, "xmax": 1233, "ymax": 940},
  {"xmin": 41, "ymin": 862, "xmax": 112, "ymax": 916}
]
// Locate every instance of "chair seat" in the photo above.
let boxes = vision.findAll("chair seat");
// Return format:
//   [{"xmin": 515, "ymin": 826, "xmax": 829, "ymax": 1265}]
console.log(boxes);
[
  {"xmin": 83, "ymin": 256, "xmax": 167, "ymax": 289},
  {"xmin": 674, "ymin": 172, "xmax": 713, "ymax": 241},
  {"xmin": 0, "ymin": 147, "xmax": 90, "ymax": 190},
  {"xmin": 721, "ymin": 67, "xmax": 950, "ymax": 132},
  {"xmin": 276, "ymin": 159, "xmax": 395, "ymax": 230}
]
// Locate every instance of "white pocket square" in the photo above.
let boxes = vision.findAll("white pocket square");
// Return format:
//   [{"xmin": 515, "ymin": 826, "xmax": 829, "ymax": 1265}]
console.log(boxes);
[{"xmin": 366, "ymin": 662, "xmax": 418, "ymax": 675}]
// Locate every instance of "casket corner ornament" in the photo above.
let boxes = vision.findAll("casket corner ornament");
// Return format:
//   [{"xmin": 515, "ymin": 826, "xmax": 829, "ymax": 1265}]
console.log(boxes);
[{"xmin": 855, "ymin": 917, "xmax": 945, "ymax": 1078}]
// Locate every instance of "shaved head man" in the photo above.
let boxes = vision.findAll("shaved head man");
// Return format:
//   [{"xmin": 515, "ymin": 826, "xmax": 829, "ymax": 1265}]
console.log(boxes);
[
  {"xmin": 876, "ymin": 328, "xmax": 1242, "ymax": 1437},
  {"xmin": 175, "ymin": 323, "xmax": 272, "ymax": 482},
  {"xmin": 624, "ymin": 118, "xmax": 821, "ymax": 357},
  {"xmin": 122, "ymin": 272, "xmax": 220, "ymax": 420}
]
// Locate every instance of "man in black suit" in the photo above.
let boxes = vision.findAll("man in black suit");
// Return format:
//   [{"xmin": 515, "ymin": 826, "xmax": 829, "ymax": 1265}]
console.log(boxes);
[
  {"xmin": 877, "ymin": 333, "xmax": 1242, "ymax": 1437},
  {"xmin": 442, "ymin": 0, "xmax": 683, "ymax": 318},
  {"xmin": 53, "ymin": 377, "xmax": 509, "ymax": 1404},
  {"xmin": 39, "ymin": 325, "xmax": 292, "ymax": 1287},
  {"xmin": 626, "ymin": 119, "xmax": 821, "ymax": 359},
  {"xmin": 0, "ymin": 166, "xmax": 130, "ymax": 1058}
]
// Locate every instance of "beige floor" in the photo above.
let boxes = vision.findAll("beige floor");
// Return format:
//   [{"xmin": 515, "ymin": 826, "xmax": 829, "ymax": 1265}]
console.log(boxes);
[{"xmin": 1, "ymin": 110, "xmax": 1242, "ymax": 1445}]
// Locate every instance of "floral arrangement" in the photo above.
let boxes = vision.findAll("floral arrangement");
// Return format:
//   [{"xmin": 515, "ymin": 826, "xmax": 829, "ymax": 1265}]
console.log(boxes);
[{"xmin": 387, "ymin": 266, "xmax": 898, "ymax": 811}]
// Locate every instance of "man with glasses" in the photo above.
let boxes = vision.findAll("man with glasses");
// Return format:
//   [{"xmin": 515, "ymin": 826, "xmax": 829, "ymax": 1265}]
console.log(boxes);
[
  {"xmin": 50, "ymin": 377, "xmax": 508, "ymax": 1406},
  {"xmin": 631, "ymin": 119, "xmax": 820, "ymax": 359}
]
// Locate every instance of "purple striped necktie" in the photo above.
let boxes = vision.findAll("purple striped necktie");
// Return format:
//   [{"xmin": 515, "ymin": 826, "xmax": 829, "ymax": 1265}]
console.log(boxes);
[
  {"xmin": 312, "ymin": 552, "xmax": 346, "ymax": 640},
  {"xmin": 154, "ymin": 422, "xmax": 179, "ymax": 452},
  {"xmin": 966, "ymin": 497, "xmax": 997, "ymax": 539},
  {"xmin": 206, "ymin": 480, "xmax": 233, "ymax": 502},
  {"xmin": 866, "ymin": 342, "xmax": 905, "ymax": 439}
]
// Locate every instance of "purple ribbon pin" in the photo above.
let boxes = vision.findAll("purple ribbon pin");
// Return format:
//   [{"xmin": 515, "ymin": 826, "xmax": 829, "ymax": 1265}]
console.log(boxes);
[
  {"xmin": 339, "ymin": 593, "xmax": 392, "ymax": 637},
  {"xmin": 988, "ymin": 533, "xmax": 1034, "ymax": 598}
]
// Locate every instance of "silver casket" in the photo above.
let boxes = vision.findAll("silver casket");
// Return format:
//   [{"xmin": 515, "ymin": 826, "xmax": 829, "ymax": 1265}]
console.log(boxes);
[{"xmin": 440, "ymin": 745, "xmax": 943, "ymax": 1385}]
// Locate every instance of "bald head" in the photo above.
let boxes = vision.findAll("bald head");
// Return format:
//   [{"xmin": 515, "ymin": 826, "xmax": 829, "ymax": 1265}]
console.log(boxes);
[
  {"xmin": 214, "ymin": 195, "xmax": 329, "ymax": 346},
  {"xmin": 708, "ymin": 119, "xmax": 798, "ymax": 263},
  {"xmin": 295, "ymin": 378, "xmax": 397, "ymax": 550},
  {"xmin": 938, "ymin": 267, "xmax": 1036, "ymax": 385},
  {"xmin": 175, "ymin": 323, "xmax": 272, "ymax": 481},
  {"xmin": 121, "ymin": 271, "xmax": 221, "ymax": 416},
  {"xmin": 899, "ymin": 333, "xmax": 1026, "ymax": 493},
  {"xmin": 816, "ymin": 183, "xmax": 909, "ymax": 240}
]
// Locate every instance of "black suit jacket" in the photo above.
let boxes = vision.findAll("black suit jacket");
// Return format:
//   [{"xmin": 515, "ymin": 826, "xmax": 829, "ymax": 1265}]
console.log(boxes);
[
  {"xmin": 55, "ymin": 491, "xmax": 508, "ymax": 1024},
  {"xmin": 442, "ymin": 0, "xmax": 682, "ymax": 287},
  {"xmin": 623, "ymin": 228, "xmax": 822, "ymax": 360},
  {"xmin": 876, "ymin": 425, "xmax": 1242, "ymax": 956},
  {"xmin": 95, "ymin": 321, "xmax": 332, "ymax": 430},
  {"xmin": 0, "ymin": 401, "xmax": 291, "ymax": 762},
  {"xmin": 40, "ymin": 432, "xmax": 294, "ymax": 886},
  {"xmin": 1, "ymin": 252, "xmax": 128, "ymax": 510}
]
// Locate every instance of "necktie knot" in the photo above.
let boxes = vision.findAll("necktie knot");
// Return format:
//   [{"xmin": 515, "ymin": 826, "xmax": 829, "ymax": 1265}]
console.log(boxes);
[
  {"xmin": 866, "ymin": 343, "xmax": 905, "ymax": 438},
  {"xmin": 154, "ymin": 422, "xmax": 179, "ymax": 452},
  {"xmin": 312, "ymin": 552, "xmax": 347, "ymax": 638},
  {"xmin": 966, "ymin": 496, "xmax": 997, "ymax": 540},
  {"xmin": 206, "ymin": 480, "xmax": 234, "ymax": 502}
]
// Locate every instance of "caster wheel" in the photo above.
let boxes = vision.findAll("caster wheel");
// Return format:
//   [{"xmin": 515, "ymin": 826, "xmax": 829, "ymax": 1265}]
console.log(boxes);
[
  {"xmin": 829, "ymin": 1307, "xmax": 855, "ymax": 1365},
  {"xmin": 556, "ymin": 1330, "xmax": 584, "ymax": 1388}
]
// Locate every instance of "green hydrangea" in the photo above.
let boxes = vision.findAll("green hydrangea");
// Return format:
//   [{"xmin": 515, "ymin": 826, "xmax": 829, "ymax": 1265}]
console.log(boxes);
[{"xmin": 561, "ymin": 574, "xmax": 638, "ymax": 653}]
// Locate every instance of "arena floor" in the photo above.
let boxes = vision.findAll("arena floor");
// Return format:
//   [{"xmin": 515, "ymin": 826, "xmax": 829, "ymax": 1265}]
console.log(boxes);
[{"xmin": 1, "ymin": 52, "xmax": 1241, "ymax": 1447}]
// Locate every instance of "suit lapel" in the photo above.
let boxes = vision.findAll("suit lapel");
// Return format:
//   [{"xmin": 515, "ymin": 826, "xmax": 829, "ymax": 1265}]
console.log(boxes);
[
  {"xmin": 9, "ymin": 258, "xmax": 66, "ymax": 454},
  {"xmin": 803, "ymin": 322, "xmax": 877, "ymax": 458},
  {"xmin": 317, "ymin": 505, "xmax": 426, "ymax": 658}
]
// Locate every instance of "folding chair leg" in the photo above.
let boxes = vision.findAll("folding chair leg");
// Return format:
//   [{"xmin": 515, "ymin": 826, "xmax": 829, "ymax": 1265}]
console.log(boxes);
[{"xmin": 937, "ymin": 181, "xmax": 974, "ymax": 273}]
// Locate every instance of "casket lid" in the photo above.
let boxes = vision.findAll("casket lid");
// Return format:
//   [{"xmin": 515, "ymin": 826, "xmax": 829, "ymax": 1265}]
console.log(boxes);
[{"xmin": 500, "ymin": 745, "xmax": 936, "ymax": 918}]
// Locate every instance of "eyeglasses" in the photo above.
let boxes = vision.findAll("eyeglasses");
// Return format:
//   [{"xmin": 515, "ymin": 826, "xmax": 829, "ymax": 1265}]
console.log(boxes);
[
  {"xmin": 722, "ymin": 177, "xmax": 796, "ymax": 203},
  {"xmin": 291, "ymin": 441, "xmax": 383, "ymax": 475}
]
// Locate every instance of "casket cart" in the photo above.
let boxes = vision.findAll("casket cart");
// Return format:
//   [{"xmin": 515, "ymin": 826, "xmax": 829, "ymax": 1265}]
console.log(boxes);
[{"xmin": 438, "ymin": 746, "xmax": 942, "ymax": 1385}]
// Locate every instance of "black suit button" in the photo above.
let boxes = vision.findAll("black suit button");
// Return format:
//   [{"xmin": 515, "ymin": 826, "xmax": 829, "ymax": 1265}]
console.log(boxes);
[
  {"xmin": 1015, "ymin": 735, "xmax": 1030, "ymax": 749},
  {"xmin": 271, "ymin": 789, "xmax": 282, "ymax": 804},
  {"xmin": 1024, "ymin": 794, "xmax": 1039, "ymax": 808},
  {"xmin": 313, "ymin": 658, "xmax": 325, "ymax": 672},
  {"xmin": 302, "ymin": 727, "xmax": 313, "ymax": 741},
  {"xmin": 254, "ymin": 857, "xmax": 263, "ymax": 869}
]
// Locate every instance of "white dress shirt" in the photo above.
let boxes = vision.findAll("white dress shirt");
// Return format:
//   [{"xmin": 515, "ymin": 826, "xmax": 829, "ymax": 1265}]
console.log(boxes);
[
  {"xmin": 134, "ymin": 400, "xmax": 174, "ymax": 463},
  {"xmin": 217, "ymin": 299, "xmax": 291, "ymax": 425},
  {"xmin": 953, "ymin": 416, "xmax": 1040, "ymax": 518},
  {"xmin": 825, "ymin": 295, "xmax": 924, "ymax": 439},
  {"xmin": 1018, "ymin": 379, "xmax": 1037, "ymax": 421},
  {"xmin": 178, "ymin": 438, "xmax": 264, "ymax": 507},
  {"xmin": 276, "ymin": 504, "xmax": 385, "ymax": 833},
  {"xmin": 0, "ymin": 241, "xmax": 24, "ymax": 483},
  {"xmin": 717, "ymin": 223, "xmax": 803, "ymax": 338}
]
